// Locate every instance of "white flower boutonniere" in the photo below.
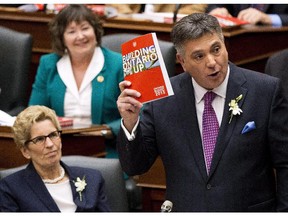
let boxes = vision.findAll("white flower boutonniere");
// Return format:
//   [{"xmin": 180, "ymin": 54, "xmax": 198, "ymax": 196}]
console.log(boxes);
[
  {"xmin": 74, "ymin": 176, "xmax": 87, "ymax": 201},
  {"xmin": 228, "ymin": 94, "xmax": 243, "ymax": 124}
]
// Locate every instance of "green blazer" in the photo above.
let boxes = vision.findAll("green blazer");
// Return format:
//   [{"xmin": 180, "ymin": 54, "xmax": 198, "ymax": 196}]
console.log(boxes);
[{"xmin": 29, "ymin": 47, "xmax": 123, "ymax": 136}]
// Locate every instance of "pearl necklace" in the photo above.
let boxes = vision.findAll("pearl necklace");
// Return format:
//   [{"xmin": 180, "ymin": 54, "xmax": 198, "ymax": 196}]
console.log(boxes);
[{"xmin": 42, "ymin": 166, "xmax": 65, "ymax": 184}]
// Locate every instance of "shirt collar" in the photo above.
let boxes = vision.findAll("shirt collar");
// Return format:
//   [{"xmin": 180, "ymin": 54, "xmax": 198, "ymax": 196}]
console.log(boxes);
[
  {"xmin": 57, "ymin": 47, "xmax": 104, "ymax": 97},
  {"xmin": 193, "ymin": 65, "xmax": 230, "ymax": 104}
]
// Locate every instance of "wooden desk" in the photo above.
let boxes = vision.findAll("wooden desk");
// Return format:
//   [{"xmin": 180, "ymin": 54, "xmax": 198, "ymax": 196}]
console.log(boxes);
[
  {"xmin": 0, "ymin": 124, "xmax": 109, "ymax": 169},
  {"xmin": 135, "ymin": 157, "xmax": 166, "ymax": 212},
  {"xmin": 222, "ymin": 24, "xmax": 288, "ymax": 72}
]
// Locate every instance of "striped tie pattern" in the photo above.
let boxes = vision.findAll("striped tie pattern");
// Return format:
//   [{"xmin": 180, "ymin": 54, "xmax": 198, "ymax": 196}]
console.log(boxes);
[{"xmin": 202, "ymin": 91, "xmax": 219, "ymax": 174}]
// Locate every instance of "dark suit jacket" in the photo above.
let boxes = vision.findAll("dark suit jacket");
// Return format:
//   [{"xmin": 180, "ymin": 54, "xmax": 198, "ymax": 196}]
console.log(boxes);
[
  {"xmin": 265, "ymin": 49, "xmax": 288, "ymax": 97},
  {"xmin": 0, "ymin": 161, "xmax": 110, "ymax": 212},
  {"xmin": 206, "ymin": 4, "xmax": 288, "ymax": 26},
  {"xmin": 117, "ymin": 63, "xmax": 288, "ymax": 212}
]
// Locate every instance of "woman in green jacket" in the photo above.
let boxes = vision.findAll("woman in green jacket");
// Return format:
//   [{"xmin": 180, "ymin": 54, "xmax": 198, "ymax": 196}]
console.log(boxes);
[{"xmin": 29, "ymin": 4, "xmax": 123, "ymax": 158}]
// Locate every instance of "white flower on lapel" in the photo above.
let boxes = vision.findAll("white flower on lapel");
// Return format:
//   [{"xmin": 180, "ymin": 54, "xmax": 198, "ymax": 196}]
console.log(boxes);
[
  {"xmin": 74, "ymin": 176, "xmax": 87, "ymax": 201},
  {"xmin": 228, "ymin": 94, "xmax": 243, "ymax": 124}
]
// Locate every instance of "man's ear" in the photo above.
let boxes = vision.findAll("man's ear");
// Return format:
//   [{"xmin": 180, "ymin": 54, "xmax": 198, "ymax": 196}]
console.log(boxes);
[
  {"xmin": 176, "ymin": 53, "xmax": 186, "ymax": 72},
  {"xmin": 20, "ymin": 147, "xmax": 31, "ymax": 160}
]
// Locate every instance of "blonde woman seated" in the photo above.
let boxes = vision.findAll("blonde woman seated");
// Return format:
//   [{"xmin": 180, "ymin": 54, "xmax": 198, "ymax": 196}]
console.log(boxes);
[{"xmin": 0, "ymin": 106, "xmax": 110, "ymax": 212}]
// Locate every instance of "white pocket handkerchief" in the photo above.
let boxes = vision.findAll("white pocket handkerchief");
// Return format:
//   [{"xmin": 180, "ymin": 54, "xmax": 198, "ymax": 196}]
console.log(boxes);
[{"xmin": 241, "ymin": 121, "xmax": 256, "ymax": 134}]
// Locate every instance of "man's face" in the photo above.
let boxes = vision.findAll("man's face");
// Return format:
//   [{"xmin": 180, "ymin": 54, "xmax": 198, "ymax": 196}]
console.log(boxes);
[{"xmin": 177, "ymin": 32, "xmax": 229, "ymax": 90}]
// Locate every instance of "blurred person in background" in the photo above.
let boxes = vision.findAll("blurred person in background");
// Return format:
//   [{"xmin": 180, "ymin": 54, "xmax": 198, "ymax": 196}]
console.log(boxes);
[
  {"xmin": 107, "ymin": 4, "xmax": 207, "ymax": 15},
  {"xmin": 207, "ymin": 4, "xmax": 288, "ymax": 26}
]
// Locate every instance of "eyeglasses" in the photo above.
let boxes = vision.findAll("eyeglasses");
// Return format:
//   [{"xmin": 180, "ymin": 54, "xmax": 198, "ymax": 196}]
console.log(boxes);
[{"xmin": 25, "ymin": 130, "xmax": 62, "ymax": 146}]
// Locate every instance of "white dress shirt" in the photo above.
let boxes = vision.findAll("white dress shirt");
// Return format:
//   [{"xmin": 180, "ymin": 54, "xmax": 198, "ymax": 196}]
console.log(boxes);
[
  {"xmin": 45, "ymin": 179, "xmax": 77, "ymax": 212},
  {"xmin": 57, "ymin": 47, "xmax": 104, "ymax": 126}
]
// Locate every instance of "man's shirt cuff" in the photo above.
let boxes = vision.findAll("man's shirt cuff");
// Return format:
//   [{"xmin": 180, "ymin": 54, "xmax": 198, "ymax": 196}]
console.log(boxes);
[
  {"xmin": 121, "ymin": 117, "xmax": 140, "ymax": 141},
  {"xmin": 269, "ymin": 14, "xmax": 282, "ymax": 27}
]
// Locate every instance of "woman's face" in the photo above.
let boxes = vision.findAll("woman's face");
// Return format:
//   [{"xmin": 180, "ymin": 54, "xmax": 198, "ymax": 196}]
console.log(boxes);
[
  {"xmin": 21, "ymin": 119, "xmax": 62, "ymax": 170},
  {"xmin": 63, "ymin": 20, "xmax": 97, "ymax": 58}
]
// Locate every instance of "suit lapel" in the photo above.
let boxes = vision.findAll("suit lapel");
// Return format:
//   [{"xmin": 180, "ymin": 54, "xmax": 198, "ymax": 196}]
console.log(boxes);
[
  {"xmin": 174, "ymin": 66, "xmax": 248, "ymax": 180},
  {"xmin": 208, "ymin": 64, "xmax": 248, "ymax": 178},
  {"xmin": 25, "ymin": 163, "xmax": 60, "ymax": 211},
  {"xmin": 64, "ymin": 163, "xmax": 88, "ymax": 211},
  {"xmin": 91, "ymin": 68, "xmax": 105, "ymax": 124},
  {"xmin": 176, "ymin": 73, "xmax": 208, "ymax": 181},
  {"xmin": 24, "ymin": 162, "xmax": 88, "ymax": 212}
]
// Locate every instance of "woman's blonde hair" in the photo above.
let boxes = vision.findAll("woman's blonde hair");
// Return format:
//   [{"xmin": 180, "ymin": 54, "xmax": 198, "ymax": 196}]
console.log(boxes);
[{"xmin": 12, "ymin": 105, "xmax": 61, "ymax": 149}]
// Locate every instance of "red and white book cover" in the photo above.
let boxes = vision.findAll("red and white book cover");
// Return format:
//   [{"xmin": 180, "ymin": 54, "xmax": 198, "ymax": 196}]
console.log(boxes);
[
  {"xmin": 121, "ymin": 33, "xmax": 174, "ymax": 104},
  {"xmin": 57, "ymin": 117, "xmax": 73, "ymax": 128}
]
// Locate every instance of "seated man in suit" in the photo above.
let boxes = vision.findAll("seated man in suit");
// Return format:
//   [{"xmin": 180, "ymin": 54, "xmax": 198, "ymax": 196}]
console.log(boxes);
[
  {"xmin": 116, "ymin": 13, "xmax": 288, "ymax": 211},
  {"xmin": 207, "ymin": 4, "xmax": 288, "ymax": 26}
]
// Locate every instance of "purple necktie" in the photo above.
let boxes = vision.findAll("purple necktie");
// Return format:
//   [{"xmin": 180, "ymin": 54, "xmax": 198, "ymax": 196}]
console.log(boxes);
[{"xmin": 202, "ymin": 91, "xmax": 219, "ymax": 174}]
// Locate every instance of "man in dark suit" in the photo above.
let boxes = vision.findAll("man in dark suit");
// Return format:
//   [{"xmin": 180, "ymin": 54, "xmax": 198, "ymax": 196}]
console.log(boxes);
[
  {"xmin": 207, "ymin": 4, "xmax": 288, "ymax": 26},
  {"xmin": 116, "ymin": 13, "xmax": 288, "ymax": 211}
]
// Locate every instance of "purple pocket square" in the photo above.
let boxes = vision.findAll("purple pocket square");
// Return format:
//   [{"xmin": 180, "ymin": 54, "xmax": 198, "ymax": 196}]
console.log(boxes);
[{"xmin": 241, "ymin": 121, "xmax": 256, "ymax": 134}]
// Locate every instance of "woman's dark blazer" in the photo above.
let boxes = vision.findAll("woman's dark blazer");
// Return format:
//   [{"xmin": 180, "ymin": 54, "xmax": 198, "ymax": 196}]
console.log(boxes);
[{"xmin": 0, "ymin": 161, "xmax": 111, "ymax": 212}]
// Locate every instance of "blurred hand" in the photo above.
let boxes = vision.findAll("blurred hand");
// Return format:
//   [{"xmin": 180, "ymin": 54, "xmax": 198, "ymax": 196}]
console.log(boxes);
[
  {"xmin": 18, "ymin": 4, "xmax": 39, "ymax": 12},
  {"xmin": 237, "ymin": 8, "xmax": 272, "ymax": 25},
  {"xmin": 117, "ymin": 80, "xmax": 143, "ymax": 132},
  {"xmin": 209, "ymin": 7, "xmax": 232, "ymax": 17}
]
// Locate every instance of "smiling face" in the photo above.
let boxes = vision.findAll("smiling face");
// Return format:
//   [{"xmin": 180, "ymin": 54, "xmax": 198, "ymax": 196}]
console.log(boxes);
[
  {"xmin": 177, "ymin": 32, "xmax": 229, "ymax": 90},
  {"xmin": 21, "ymin": 119, "xmax": 62, "ymax": 170},
  {"xmin": 63, "ymin": 20, "xmax": 97, "ymax": 58}
]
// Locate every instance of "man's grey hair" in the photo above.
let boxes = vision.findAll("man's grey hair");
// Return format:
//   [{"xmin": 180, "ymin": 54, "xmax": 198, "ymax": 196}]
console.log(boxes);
[{"xmin": 171, "ymin": 13, "xmax": 224, "ymax": 55}]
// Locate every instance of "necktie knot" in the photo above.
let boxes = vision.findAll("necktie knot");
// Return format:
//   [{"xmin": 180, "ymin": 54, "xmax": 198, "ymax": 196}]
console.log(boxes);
[{"xmin": 204, "ymin": 91, "xmax": 216, "ymax": 106}]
